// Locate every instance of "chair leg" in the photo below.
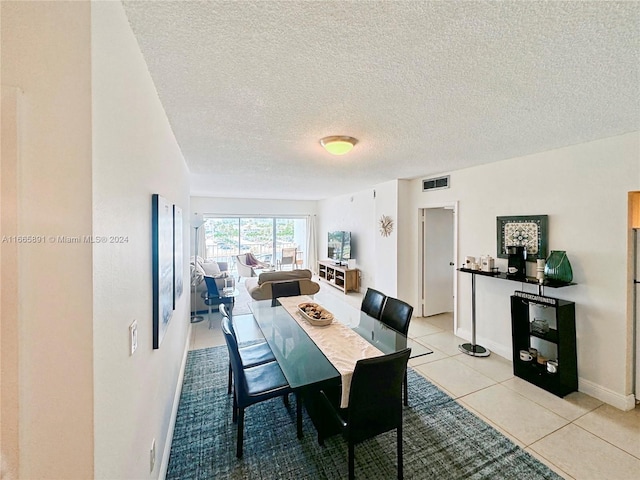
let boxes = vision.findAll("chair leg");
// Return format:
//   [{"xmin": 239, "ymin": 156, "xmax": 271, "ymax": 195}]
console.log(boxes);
[
  {"xmin": 232, "ymin": 393, "xmax": 238, "ymax": 423},
  {"xmin": 227, "ymin": 363, "xmax": 233, "ymax": 395},
  {"xmin": 296, "ymin": 393, "xmax": 303, "ymax": 439},
  {"xmin": 236, "ymin": 407, "xmax": 244, "ymax": 458},
  {"xmin": 403, "ymin": 371, "xmax": 409, "ymax": 406},
  {"xmin": 282, "ymin": 393, "xmax": 290, "ymax": 408},
  {"xmin": 397, "ymin": 424, "xmax": 403, "ymax": 480},
  {"xmin": 348, "ymin": 442, "xmax": 355, "ymax": 480}
]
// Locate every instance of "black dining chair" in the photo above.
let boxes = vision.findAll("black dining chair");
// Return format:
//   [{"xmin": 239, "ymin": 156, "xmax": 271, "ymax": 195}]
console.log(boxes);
[
  {"xmin": 318, "ymin": 348, "xmax": 411, "ymax": 480},
  {"xmin": 219, "ymin": 303, "xmax": 266, "ymax": 344},
  {"xmin": 219, "ymin": 304, "xmax": 276, "ymax": 395},
  {"xmin": 270, "ymin": 280, "xmax": 301, "ymax": 307},
  {"xmin": 203, "ymin": 275, "xmax": 234, "ymax": 328},
  {"xmin": 221, "ymin": 317, "xmax": 295, "ymax": 458},
  {"xmin": 360, "ymin": 288, "xmax": 387, "ymax": 319},
  {"xmin": 380, "ymin": 297, "xmax": 414, "ymax": 406},
  {"xmin": 267, "ymin": 281, "xmax": 302, "ymax": 355}
]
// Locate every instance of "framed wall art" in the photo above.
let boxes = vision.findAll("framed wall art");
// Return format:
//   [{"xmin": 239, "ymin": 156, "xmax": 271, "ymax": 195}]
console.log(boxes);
[
  {"xmin": 496, "ymin": 215, "xmax": 548, "ymax": 261},
  {"xmin": 173, "ymin": 204, "xmax": 184, "ymax": 309},
  {"xmin": 152, "ymin": 194, "xmax": 174, "ymax": 349}
]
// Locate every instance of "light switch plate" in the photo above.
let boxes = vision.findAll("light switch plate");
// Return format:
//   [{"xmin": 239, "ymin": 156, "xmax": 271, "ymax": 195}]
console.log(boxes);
[{"xmin": 130, "ymin": 320, "xmax": 138, "ymax": 355}]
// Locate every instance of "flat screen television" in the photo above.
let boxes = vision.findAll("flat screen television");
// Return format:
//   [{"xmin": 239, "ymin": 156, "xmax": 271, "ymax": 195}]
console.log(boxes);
[{"xmin": 327, "ymin": 231, "xmax": 351, "ymax": 265}]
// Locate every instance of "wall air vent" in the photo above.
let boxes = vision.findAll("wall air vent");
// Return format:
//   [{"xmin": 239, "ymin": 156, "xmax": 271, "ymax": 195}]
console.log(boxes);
[{"xmin": 422, "ymin": 175, "xmax": 450, "ymax": 192}]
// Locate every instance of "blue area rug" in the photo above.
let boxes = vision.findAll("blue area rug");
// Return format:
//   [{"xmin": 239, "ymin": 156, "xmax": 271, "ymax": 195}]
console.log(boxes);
[{"xmin": 167, "ymin": 346, "xmax": 562, "ymax": 479}]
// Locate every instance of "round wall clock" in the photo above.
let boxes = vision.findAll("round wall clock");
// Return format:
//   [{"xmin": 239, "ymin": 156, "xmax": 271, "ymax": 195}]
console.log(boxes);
[{"xmin": 379, "ymin": 215, "xmax": 393, "ymax": 237}]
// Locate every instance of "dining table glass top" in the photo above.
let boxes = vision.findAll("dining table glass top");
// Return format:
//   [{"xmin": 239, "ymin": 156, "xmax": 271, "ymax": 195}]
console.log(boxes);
[{"xmin": 249, "ymin": 295, "xmax": 431, "ymax": 390}]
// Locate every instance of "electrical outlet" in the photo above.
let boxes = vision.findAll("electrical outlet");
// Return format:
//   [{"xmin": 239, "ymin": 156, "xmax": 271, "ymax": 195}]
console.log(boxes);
[
  {"xmin": 150, "ymin": 438, "xmax": 156, "ymax": 473},
  {"xmin": 129, "ymin": 320, "xmax": 138, "ymax": 355}
]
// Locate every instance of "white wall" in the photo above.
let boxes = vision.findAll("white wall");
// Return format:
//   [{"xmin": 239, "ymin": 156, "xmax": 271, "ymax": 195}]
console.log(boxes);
[
  {"xmin": 317, "ymin": 189, "xmax": 376, "ymax": 291},
  {"xmin": 191, "ymin": 196, "xmax": 317, "ymax": 218},
  {"xmin": 1, "ymin": 2, "xmax": 93, "ymax": 479},
  {"xmin": 397, "ymin": 180, "xmax": 414, "ymax": 302},
  {"xmin": 92, "ymin": 3, "xmax": 191, "ymax": 479},
  {"xmin": 1, "ymin": 2, "xmax": 192, "ymax": 479},
  {"xmin": 374, "ymin": 181, "xmax": 399, "ymax": 296},
  {"xmin": 1, "ymin": 85, "xmax": 22, "ymax": 480},
  {"xmin": 1, "ymin": 2, "xmax": 94, "ymax": 478},
  {"xmin": 406, "ymin": 132, "xmax": 639, "ymax": 409}
]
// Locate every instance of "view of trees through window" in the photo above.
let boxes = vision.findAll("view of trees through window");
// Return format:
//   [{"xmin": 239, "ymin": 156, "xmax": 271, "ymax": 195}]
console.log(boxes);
[{"xmin": 204, "ymin": 217, "xmax": 307, "ymax": 272}]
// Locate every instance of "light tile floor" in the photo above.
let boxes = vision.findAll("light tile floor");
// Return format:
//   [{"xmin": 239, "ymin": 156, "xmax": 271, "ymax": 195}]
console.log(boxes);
[{"xmin": 190, "ymin": 282, "xmax": 640, "ymax": 480}]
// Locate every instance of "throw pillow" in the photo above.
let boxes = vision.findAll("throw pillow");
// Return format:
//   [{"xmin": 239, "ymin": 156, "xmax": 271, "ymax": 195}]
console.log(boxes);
[
  {"xmin": 201, "ymin": 261, "xmax": 221, "ymax": 276},
  {"xmin": 190, "ymin": 263, "xmax": 205, "ymax": 286}
]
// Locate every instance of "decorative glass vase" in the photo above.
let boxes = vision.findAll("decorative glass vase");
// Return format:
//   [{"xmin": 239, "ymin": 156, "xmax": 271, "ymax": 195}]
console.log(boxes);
[{"xmin": 544, "ymin": 250, "xmax": 573, "ymax": 284}]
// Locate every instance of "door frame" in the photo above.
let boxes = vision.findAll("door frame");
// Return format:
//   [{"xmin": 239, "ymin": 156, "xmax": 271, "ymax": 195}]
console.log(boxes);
[
  {"xmin": 628, "ymin": 191, "xmax": 640, "ymax": 403},
  {"xmin": 419, "ymin": 202, "xmax": 459, "ymax": 330}
]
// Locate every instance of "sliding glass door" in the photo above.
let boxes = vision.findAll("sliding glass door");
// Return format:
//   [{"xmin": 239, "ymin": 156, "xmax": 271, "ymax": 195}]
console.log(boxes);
[{"xmin": 203, "ymin": 216, "xmax": 307, "ymax": 274}]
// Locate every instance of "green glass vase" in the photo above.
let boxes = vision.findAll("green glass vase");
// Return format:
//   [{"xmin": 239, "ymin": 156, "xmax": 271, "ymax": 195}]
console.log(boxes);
[{"xmin": 544, "ymin": 250, "xmax": 573, "ymax": 284}]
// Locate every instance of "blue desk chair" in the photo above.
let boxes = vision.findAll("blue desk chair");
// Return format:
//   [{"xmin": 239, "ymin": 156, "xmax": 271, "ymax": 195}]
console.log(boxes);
[
  {"xmin": 203, "ymin": 275, "xmax": 234, "ymax": 328},
  {"xmin": 221, "ymin": 317, "xmax": 297, "ymax": 458}
]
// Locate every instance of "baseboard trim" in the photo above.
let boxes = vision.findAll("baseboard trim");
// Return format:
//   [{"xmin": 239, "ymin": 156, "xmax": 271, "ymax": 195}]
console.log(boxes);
[
  {"xmin": 456, "ymin": 327, "xmax": 636, "ymax": 411},
  {"xmin": 158, "ymin": 323, "xmax": 192, "ymax": 479},
  {"xmin": 578, "ymin": 377, "xmax": 637, "ymax": 411}
]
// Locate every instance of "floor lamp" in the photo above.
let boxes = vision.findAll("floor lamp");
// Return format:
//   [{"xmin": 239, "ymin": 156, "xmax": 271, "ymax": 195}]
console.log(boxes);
[{"xmin": 191, "ymin": 216, "xmax": 206, "ymax": 324}]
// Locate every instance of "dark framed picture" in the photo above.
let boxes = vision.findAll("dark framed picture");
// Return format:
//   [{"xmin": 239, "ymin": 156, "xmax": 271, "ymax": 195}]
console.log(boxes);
[
  {"xmin": 152, "ymin": 194, "xmax": 174, "ymax": 349},
  {"xmin": 173, "ymin": 204, "xmax": 184, "ymax": 309},
  {"xmin": 497, "ymin": 215, "xmax": 548, "ymax": 261}
]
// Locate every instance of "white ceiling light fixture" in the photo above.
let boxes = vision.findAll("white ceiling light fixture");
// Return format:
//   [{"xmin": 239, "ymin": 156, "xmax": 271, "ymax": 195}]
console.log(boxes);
[{"xmin": 320, "ymin": 136, "xmax": 358, "ymax": 155}]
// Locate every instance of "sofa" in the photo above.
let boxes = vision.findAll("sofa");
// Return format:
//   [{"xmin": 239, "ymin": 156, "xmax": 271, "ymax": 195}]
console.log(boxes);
[
  {"xmin": 190, "ymin": 257, "xmax": 235, "ymax": 314},
  {"xmin": 245, "ymin": 269, "xmax": 320, "ymax": 301}
]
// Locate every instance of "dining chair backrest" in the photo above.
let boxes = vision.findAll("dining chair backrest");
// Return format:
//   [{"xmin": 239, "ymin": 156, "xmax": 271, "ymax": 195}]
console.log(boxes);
[
  {"xmin": 271, "ymin": 280, "xmax": 301, "ymax": 307},
  {"xmin": 361, "ymin": 288, "xmax": 387, "ymax": 319},
  {"xmin": 219, "ymin": 303, "xmax": 230, "ymax": 319},
  {"xmin": 379, "ymin": 297, "xmax": 413, "ymax": 335},
  {"xmin": 221, "ymin": 317, "xmax": 246, "ymax": 396},
  {"xmin": 347, "ymin": 348, "xmax": 411, "ymax": 443}
]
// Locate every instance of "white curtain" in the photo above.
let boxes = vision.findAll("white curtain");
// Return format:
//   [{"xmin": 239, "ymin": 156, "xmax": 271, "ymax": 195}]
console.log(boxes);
[
  {"xmin": 306, "ymin": 215, "xmax": 318, "ymax": 274},
  {"xmin": 196, "ymin": 223, "xmax": 206, "ymax": 259}
]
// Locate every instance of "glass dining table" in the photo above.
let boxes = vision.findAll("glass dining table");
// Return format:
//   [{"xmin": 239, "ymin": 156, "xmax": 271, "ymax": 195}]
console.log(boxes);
[{"xmin": 249, "ymin": 294, "xmax": 431, "ymax": 437}]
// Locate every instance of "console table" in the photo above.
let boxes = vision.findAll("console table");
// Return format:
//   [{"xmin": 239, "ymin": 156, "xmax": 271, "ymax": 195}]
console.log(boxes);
[
  {"xmin": 458, "ymin": 267, "xmax": 576, "ymax": 361},
  {"xmin": 318, "ymin": 260, "xmax": 359, "ymax": 294}
]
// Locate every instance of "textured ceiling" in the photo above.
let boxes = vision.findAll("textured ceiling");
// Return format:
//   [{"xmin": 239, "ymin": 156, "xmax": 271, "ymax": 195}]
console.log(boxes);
[{"xmin": 122, "ymin": 1, "xmax": 639, "ymax": 200}]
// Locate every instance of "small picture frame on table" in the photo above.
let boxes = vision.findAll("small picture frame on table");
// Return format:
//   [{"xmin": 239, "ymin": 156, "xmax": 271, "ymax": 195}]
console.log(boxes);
[{"xmin": 496, "ymin": 215, "xmax": 548, "ymax": 262}]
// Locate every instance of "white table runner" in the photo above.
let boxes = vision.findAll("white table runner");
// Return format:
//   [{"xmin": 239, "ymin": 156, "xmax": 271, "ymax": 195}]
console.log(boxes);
[{"xmin": 278, "ymin": 295, "xmax": 384, "ymax": 407}]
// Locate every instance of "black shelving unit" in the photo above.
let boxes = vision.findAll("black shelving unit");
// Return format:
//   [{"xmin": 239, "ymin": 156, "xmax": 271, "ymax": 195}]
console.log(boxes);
[{"xmin": 510, "ymin": 291, "xmax": 577, "ymax": 397}]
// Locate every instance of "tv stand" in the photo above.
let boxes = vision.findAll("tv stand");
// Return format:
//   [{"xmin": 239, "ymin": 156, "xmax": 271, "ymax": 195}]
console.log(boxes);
[{"xmin": 318, "ymin": 260, "xmax": 359, "ymax": 294}]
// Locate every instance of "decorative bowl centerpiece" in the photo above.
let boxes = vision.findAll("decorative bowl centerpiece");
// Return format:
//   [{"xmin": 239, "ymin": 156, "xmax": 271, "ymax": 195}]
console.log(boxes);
[{"xmin": 297, "ymin": 302, "xmax": 334, "ymax": 326}]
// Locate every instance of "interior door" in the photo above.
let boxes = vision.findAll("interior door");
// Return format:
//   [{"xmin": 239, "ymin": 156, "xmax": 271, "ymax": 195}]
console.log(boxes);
[{"xmin": 422, "ymin": 207, "xmax": 455, "ymax": 317}]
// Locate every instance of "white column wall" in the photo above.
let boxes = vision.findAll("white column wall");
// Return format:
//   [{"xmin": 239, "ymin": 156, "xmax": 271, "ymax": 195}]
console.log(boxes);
[
  {"xmin": 92, "ymin": 3, "xmax": 191, "ymax": 479},
  {"xmin": 373, "ymin": 181, "xmax": 399, "ymax": 296},
  {"xmin": 1, "ymin": 2, "xmax": 94, "ymax": 478}
]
